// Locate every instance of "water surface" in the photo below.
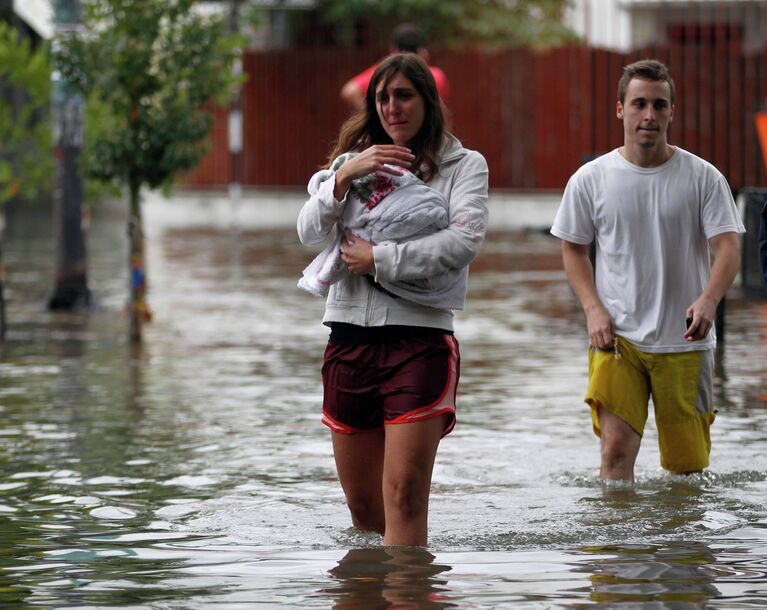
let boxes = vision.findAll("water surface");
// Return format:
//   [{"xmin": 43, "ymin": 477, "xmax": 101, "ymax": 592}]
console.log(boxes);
[{"xmin": 1, "ymin": 201, "xmax": 766, "ymax": 608}]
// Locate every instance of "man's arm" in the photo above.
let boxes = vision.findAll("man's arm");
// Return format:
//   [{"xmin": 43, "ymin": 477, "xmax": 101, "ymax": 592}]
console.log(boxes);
[
  {"xmin": 340, "ymin": 79, "xmax": 364, "ymax": 111},
  {"xmin": 684, "ymin": 231, "xmax": 741, "ymax": 341},
  {"xmin": 561, "ymin": 240, "xmax": 614, "ymax": 349}
]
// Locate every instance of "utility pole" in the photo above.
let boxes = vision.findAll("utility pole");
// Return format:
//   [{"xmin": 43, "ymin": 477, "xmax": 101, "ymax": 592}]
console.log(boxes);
[
  {"xmin": 228, "ymin": 0, "xmax": 244, "ymax": 227},
  {"xmin": 49, "ymin": 0, "xmax": 91, "ymax": 311},
  {"xmin": 0, "ymin": 0, "xmax": 11, "ymax": 340}
]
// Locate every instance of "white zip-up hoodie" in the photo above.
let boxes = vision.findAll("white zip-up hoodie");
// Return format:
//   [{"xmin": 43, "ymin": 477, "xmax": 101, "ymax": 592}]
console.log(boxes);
[{"xmin": 297, "ymin": 134, "xmax": 488, "ymax": 331}]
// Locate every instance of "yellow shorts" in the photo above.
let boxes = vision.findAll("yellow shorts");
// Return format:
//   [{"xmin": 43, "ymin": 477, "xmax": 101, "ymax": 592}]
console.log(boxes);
[{"xmin": 586, "ymin": 336, "xmax": 716, "ymax": 473}]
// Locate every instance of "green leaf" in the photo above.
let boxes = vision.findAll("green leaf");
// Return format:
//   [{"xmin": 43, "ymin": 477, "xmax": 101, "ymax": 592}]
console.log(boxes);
[
  {"xmin": 54, "ymin": 0, "xmax": 243, "ymax": 195},
  {"xmin": 314, "ymin": 0, "xmax": 577, "ymax": 49},
  {"xmin": 0, "ymin": 22, "xmax": 53, "ymax": 206}
]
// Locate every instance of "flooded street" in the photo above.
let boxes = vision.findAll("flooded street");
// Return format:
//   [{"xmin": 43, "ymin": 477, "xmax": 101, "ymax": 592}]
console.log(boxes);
[{"xmin": 1, "ymin": 197, "xmax": 766, "ymax": 608}]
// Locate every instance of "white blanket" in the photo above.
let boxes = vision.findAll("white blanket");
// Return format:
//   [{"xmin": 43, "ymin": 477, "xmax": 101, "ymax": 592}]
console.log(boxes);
[{"xmin": 299, "ymin": 155, "xmax": 465, "ymax": 309}]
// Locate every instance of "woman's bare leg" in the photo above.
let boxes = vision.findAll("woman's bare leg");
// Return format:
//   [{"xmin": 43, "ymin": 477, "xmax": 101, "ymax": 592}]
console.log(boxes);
[
  {"xmin": 332, "ymin": 429, "xmax": 386, "ymax": 533},
  {"xmin": 381, "ymin": 415, "xmax": 447, "ymax": 546}
]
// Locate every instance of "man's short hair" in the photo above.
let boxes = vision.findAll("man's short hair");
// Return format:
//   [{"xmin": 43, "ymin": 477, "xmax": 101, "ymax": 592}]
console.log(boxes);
[
  {"xmin": 391, "ymin": 23, "xmax": 423, "ymax": 53},
  {"xmin": 617, "ymin": 59, "xmax": 676, "ymax": 104}
]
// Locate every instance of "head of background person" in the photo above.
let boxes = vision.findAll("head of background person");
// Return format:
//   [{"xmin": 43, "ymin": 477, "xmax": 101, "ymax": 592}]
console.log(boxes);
[
  {"xmin": 616, "ymin": 59, "xmax": 676, "ymax": 148},
  {"xmin": 389, "ymin": 22, "xmax": 430, "ymax": 61},
  {"xmin": 330, "ymin": 53, "xmax": 446, "ymax": 181}
]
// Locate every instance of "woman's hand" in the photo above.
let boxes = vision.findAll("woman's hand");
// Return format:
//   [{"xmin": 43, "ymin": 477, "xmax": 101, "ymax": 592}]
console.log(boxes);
[
  {"xmin": 334, "ymin": 145, "xmax": 415, "ymax": 200},
  {"xmin": 340, "ymin": 234, "xmax": 375, "ymax": 275}
]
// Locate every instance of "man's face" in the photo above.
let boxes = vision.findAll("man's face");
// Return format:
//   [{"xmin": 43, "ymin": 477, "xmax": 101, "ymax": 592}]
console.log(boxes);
[{"xmin": 616, "ymin": 78, "xmax": 674, "ymax": 148}]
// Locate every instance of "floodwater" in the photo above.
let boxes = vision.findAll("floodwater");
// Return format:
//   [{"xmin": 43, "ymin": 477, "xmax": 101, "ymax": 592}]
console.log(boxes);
[{"xmin": 1, "ymin": 197, "xmax": 766, "ymax": 608}]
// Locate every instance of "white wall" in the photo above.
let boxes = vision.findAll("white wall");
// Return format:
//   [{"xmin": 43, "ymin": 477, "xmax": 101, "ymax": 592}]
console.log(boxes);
[
  {"xmin": 565, "ymin": 0, "xmax": 634, "ymax": 51},
  {"xmin": 14, "ymin": 0, "xmax": 52, "ymax": 39},
  {"xmin": 565, "ymin": 0, "xmax": 767, "ymax": 53}
]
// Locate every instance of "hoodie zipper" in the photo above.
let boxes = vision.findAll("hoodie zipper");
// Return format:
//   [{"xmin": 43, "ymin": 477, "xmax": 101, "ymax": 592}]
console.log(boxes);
[{"xmin": 364, "ymin": 278, "xmax": 375, "ymax": 325}]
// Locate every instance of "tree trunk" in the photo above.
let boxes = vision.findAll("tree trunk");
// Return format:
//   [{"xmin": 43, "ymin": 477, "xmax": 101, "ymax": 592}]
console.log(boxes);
[
  {"xmin": 127, "ymin": 184, "xmax": 150, "ymax": 343},
  {"xmin": 48, "ymin": 0, "xmax": 90, "ymax": 311},
  {"xmin": 0, "ymin": 208, "xmax": 6, "ymax": 341},
  {"xmin": 48, "ymin": 139, "xmax": 90, "ymax": 310}
]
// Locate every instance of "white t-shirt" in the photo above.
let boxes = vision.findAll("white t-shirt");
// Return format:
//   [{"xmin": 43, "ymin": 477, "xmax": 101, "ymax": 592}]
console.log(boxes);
[{"xmin": 551, "ymin": 147, "xmax": 745, "ymax": 353}]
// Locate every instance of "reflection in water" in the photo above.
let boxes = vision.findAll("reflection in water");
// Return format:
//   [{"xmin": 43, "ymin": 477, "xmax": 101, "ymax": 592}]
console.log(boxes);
[
  {"xmin": 578, "ymin": 542, "xmax": 719, "ymax": 608},
  {"xmin": 714, "ymin": 343, "xmax": 727, "ymax": 386},
  {"xmin": 325, "ymin": 546, "xmax": 452, "ymax": 609},
  {"xmin": 1, "ymin": 202, "xmax": 766, "ymax": 608},
  {"xmin": 577, "ymin": 478, "xmax": 734, "ymax": 547},
  {"xmin": 600, "ymin": 479, "xmax": 638, "ymax": 501},
  {"xmin": 128, "ymin": 340, "xmax": 148, "ymax": 416},
  {"xmin": 50, "ymin": 314, "xmax": 88, "ymax": 416}
]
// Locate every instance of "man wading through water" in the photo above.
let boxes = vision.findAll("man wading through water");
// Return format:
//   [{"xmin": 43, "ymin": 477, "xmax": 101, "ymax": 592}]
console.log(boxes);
[{"xmin": 551, "ymin": 59, "xmax": 744, "ymax": 482}]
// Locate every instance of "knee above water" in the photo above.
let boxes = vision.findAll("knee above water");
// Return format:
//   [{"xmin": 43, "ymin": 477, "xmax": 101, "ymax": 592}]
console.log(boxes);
[
  {"xmin": 385, "ymin": 477, "xmax": 427, "ymax": 519},
  {"xmin": 345, "ymin": 495, "xmax": 381, "ymax": 521},
  {"xmin": 601, "ymin": 439, "xmax": 634, "ymax": 466},
  {"xmin": 346, "ymin": 502, "xmax": 384, "ymax": 533}
]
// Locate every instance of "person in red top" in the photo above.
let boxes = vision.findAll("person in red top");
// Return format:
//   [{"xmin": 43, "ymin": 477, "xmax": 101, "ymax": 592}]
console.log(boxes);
[{"xmin": 340, "ymin": 23, "xmax": 449, "ymax": 112}]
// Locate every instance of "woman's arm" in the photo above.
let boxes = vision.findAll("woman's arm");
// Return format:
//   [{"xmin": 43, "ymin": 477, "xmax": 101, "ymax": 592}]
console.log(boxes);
[
  {"xmin": 372, "ymin": 151, "xmax": 489, "ymax": 282},
  {"xmin": 298, "ymin": 146, "xmax": 416, "ymax": 246},
  {"xmin": 297, "ymin": 173, "xmax": 347, "ymax": 246}
]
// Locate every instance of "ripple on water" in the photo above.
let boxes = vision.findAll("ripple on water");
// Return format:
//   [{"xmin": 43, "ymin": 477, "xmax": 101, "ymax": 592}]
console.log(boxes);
[
  {"xmin": 85, "ymin": 476, "xmax": 146, "ymax": 486},
  {"xmin": 156, "ymin": 503, "xmax": 202, "ymax": 520},
  {"xmin": 0, "ymin": 482, "xmax": 27, "ymax": 491},
  {"xmin": 1, "ymin": 224, "xmax": 765, "ymax": 608},
  {"xmin": 162, "ymin": 475, "xmax": 219, "ymax": 488},
  {"xmin": 89, "ymin": 506, "xmax": 137, "ymax": 520}
]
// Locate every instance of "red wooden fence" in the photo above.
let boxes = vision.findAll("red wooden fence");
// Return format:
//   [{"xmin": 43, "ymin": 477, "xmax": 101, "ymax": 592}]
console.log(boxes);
[{"xmin": 185, "ymin": 43, "xmax": 767, "ymax": 191}]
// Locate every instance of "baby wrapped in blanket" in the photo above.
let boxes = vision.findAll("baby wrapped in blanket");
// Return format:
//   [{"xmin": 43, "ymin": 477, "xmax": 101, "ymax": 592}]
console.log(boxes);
[{"xmin": 298, "ymin": 153, "xmax": 465, "ymax": 309}]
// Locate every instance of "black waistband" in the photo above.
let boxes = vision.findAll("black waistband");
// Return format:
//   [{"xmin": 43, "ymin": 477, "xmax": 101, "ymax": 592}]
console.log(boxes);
[{"xmin": 328, "ymin": 322, "xmax": 451, "ymax": 345}]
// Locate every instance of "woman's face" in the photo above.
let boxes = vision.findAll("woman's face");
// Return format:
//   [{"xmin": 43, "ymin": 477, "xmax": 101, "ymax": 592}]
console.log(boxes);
[{"xmin": 375, "ymin": 71, "xmax": 425, "ymax": 147}]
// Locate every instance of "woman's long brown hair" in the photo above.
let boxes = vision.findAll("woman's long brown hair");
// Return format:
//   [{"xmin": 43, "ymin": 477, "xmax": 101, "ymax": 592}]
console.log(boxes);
[{"xmin": 327, "ymin": 53, "xmax": 447, "ymax": 182}]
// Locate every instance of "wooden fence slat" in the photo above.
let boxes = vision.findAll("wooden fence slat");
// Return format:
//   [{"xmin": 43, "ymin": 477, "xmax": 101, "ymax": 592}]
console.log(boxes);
[{"xmin": 185, "ymin": 43, "xmax": 767, "ymax": 191}]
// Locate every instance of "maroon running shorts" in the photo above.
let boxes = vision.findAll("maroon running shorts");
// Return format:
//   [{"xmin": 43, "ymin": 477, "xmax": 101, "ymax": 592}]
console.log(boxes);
[{"xmin": 321, "ymin": 333, "xmax": 460, "ymax": 437}]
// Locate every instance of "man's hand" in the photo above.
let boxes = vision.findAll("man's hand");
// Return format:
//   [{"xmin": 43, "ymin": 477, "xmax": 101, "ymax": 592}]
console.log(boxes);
[
  {"xmin": 586, "ymin": 303, "xmax": 615, "ymax": 349},
  {"xmin": 684, "ymin": 232, "xmax": 740, "ymax": 341},
  {"xmin": 340, "ymin": 234, "xmax": 375, "ymax": 275},
  {"xmin": 561, "ymin": 241, "xmax": 615, "ymax": 349},
  {"xmin": 684, "ymin": 295, "xmax": 717, "ymax": 341}
]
